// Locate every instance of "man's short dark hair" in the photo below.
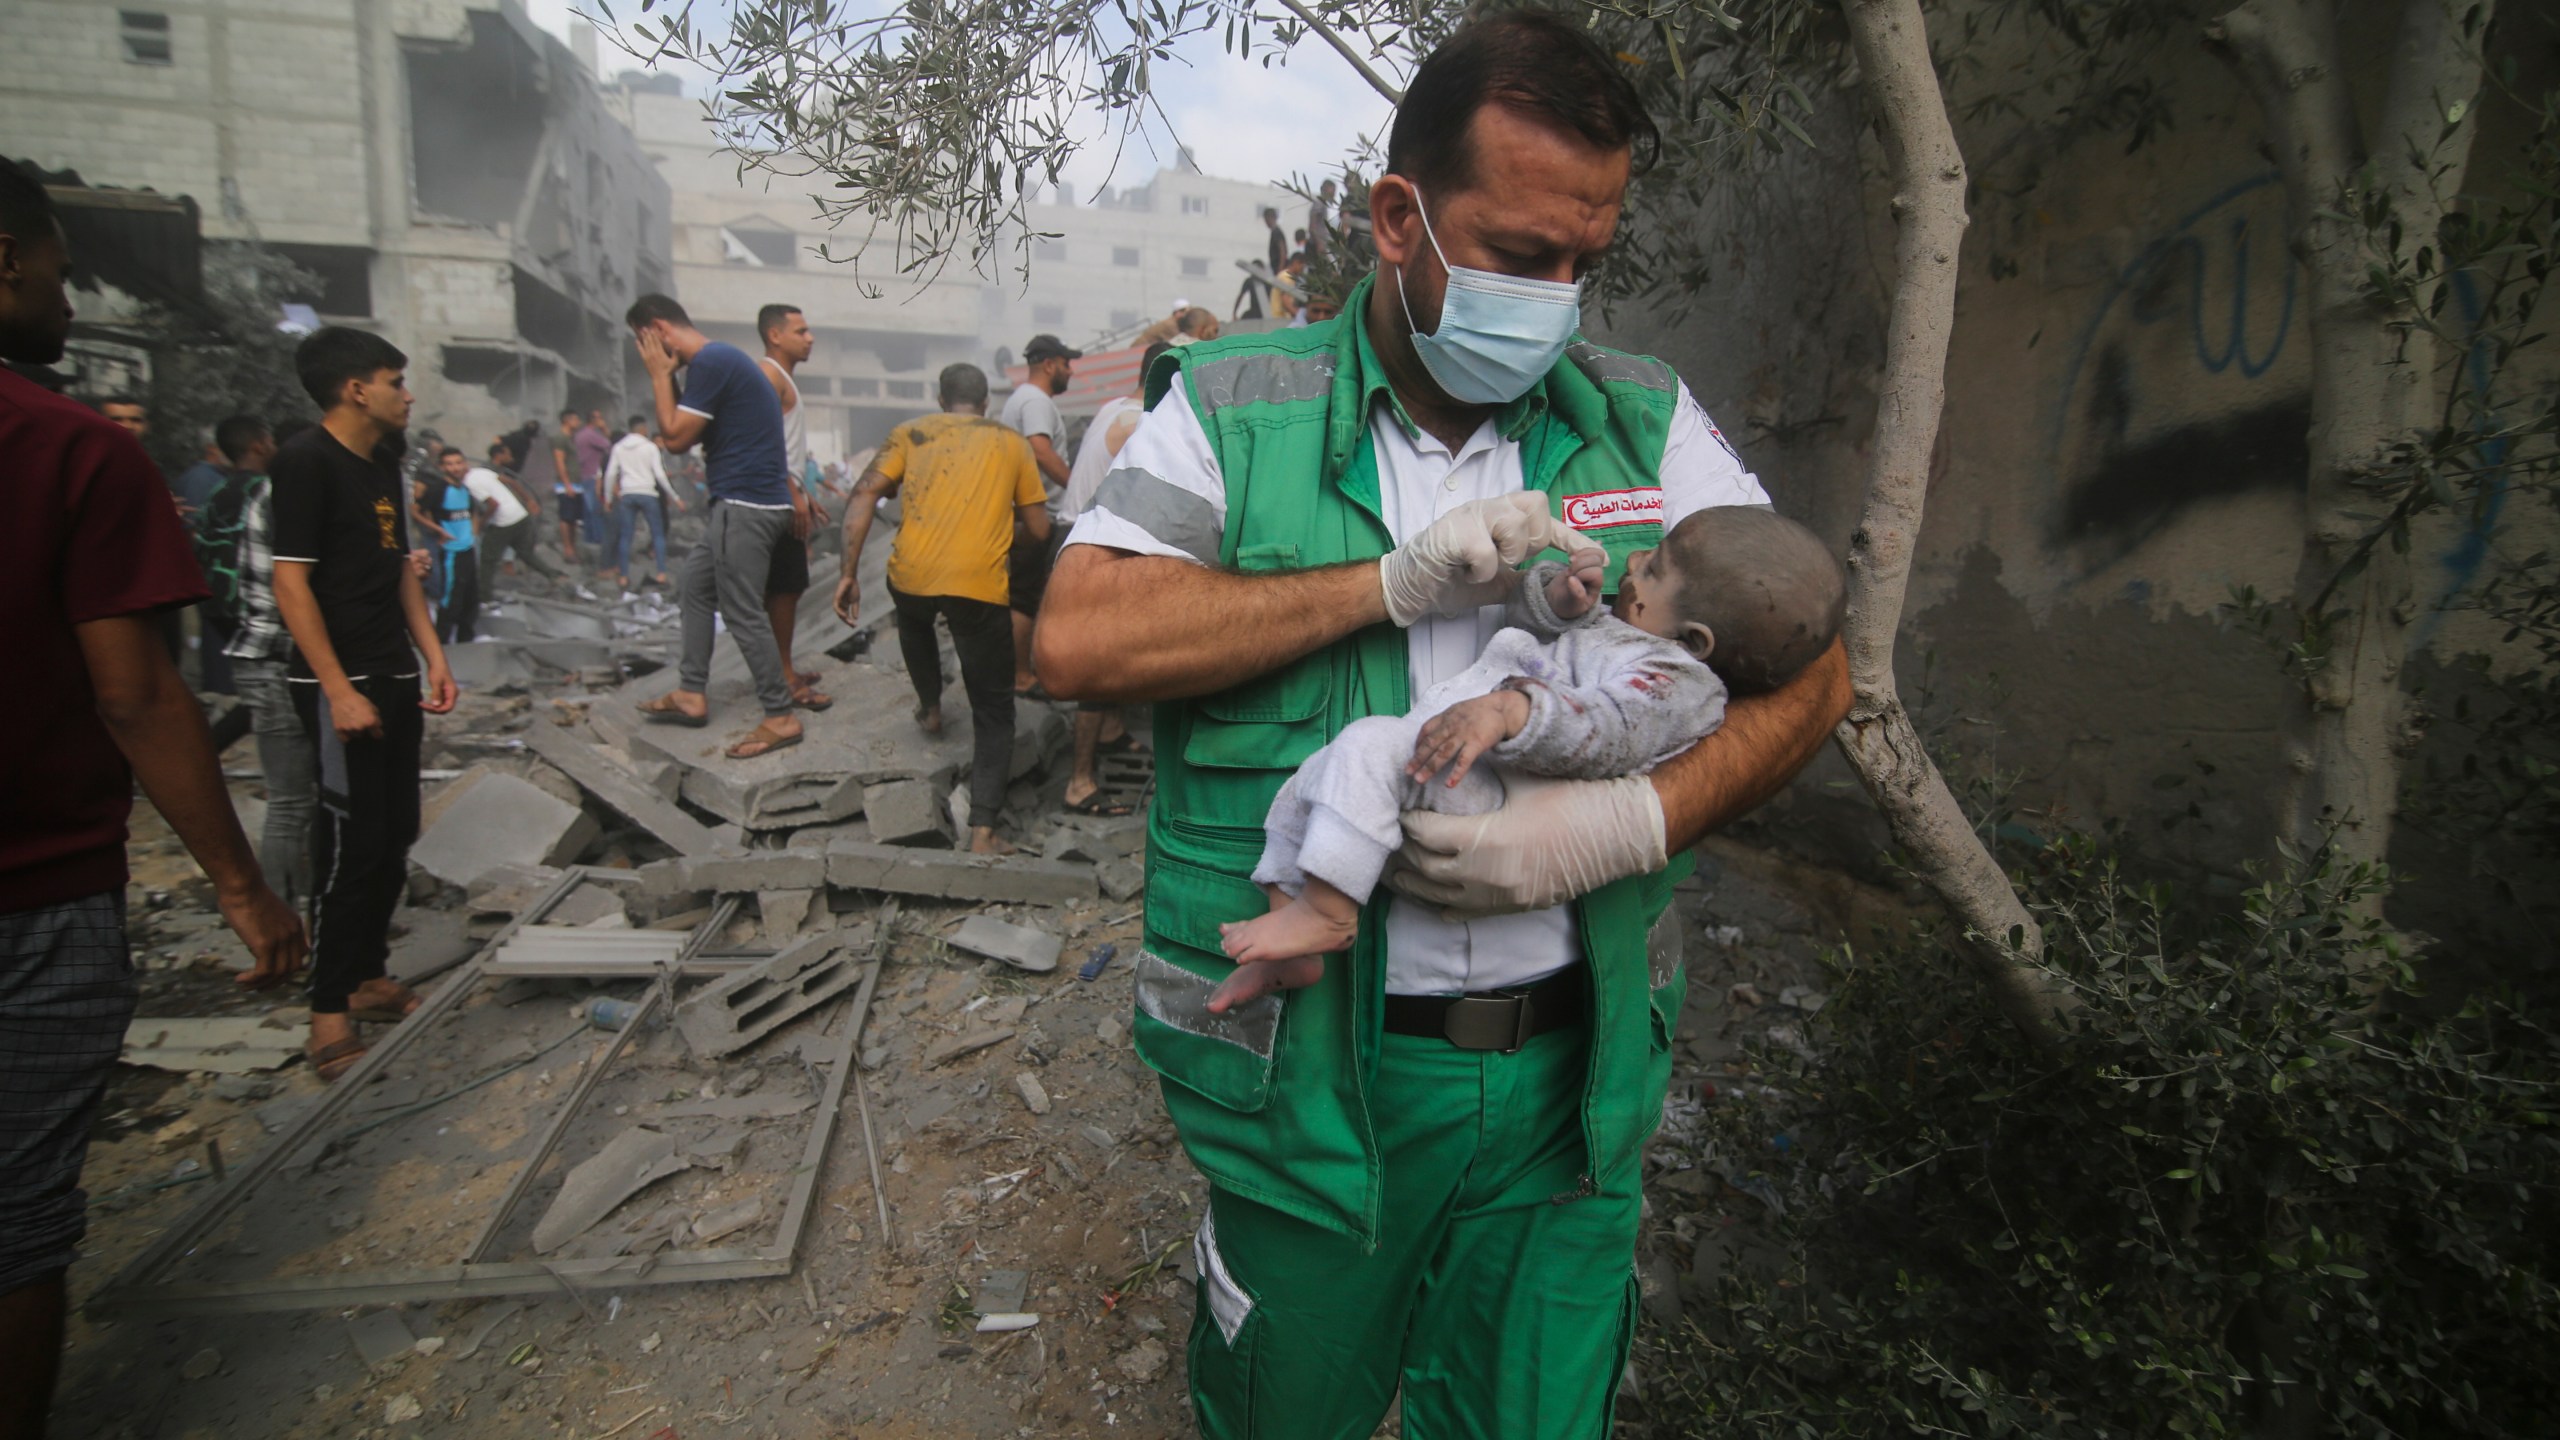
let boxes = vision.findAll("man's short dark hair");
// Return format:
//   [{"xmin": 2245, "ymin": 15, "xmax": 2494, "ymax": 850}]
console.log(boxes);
[
  {"xmin": 438, "ymin": 445, "xmax": 466, "ymax": 462},
  {"xmin": 1385, "ymin": 10, "xmax": 1658, "ymax": 195},
  {"xmin": 294, "ymin": 326, "xmax": 408, "ymax": 410},
  {"xmin": 560, "ymin": 408, "xmax": 580, "ymax": 424},
  {"xmin": 100, "ymin": 393, "xmax": 145, "ymax": 413},
  {"xmin": 213, "ymin": 413, "xmax": 270, "ymax": 463},
  {"xmin": 0, "ymin": 160, "xmax": 57, "ymax": 245},
  {"xmin": 625, "ymin": 293, "xmax": 691, "ymax": 330},
  {"xmin": 756, "ymin": 303, "xmax": 803, "ymax": 341},
  {"xmin": 628, "ymin": 414, "xmax": 649, "ymax": 431},
  {"xmin": 488, "ymin": 439, "xmax": 515, "ymax": 462},
  {"xmin": 937, "ymin": 363, "xmax": 988, "ymax": 409}
]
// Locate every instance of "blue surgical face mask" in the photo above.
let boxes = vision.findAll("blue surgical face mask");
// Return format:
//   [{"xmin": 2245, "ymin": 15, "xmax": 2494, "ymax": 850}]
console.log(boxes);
[{"xmin": 1396, "ymin": 189, "xmax": 1583, "ymax": 405}]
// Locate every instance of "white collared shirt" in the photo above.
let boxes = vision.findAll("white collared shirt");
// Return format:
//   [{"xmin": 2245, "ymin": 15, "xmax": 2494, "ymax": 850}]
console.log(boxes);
[{"xmin": 1066, "ymin": 369, "xmax": 1768, "ymax": 995}]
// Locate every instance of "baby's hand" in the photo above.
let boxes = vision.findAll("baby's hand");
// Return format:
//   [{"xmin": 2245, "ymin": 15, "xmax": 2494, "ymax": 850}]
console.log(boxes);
[
  {"xmin": 1408, "ymin": 690, "xmax": 1531, "ymax": 789},
  {"xmin": 1546, "ymin": 546, "xmax": 1608, "ymax": 619}
]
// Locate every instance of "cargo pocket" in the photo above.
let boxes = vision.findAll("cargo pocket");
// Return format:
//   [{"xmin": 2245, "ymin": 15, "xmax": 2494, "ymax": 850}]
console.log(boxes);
[
  {"xmin": 1132, "ymin": 854, "xmax": 1284, "ymax": 1113},
  {"xmin": 1186, "ymin": 1206, "xmax": 1263, "ymax": 1438}
]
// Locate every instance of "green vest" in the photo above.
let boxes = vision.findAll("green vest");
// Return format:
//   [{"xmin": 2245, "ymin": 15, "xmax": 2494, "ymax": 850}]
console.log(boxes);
[{"xmin": 1130, "ymin": 275, "xmax": 1694, "ymax": 1245}]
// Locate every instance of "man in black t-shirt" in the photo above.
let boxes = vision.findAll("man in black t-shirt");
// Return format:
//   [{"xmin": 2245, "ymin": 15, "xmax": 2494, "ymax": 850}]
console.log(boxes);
[{"xmin": 268, "ymin": 326, "xmax": 458, "ymax": 1081}]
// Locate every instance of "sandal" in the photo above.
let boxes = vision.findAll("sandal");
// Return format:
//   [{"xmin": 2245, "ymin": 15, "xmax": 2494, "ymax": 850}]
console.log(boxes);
[
  {"xmin": 913, "ymin": 704, "xmax": 944, "ymax": 737},
  {"xmin": 1063, "ymin": 791, "xmax": 1134, "ymax": 817},
  {"xmin": 306, "ymin": 1036, "xmax": 368, "ymax": 1083},
  {"xmin": 727, "ymin": 722, "xmax": 804, "ymax": 760},
  {"xmin": 347, "ymin": 979, "xmax": 422, "ymax": 1023},
  {"xmin": 791, "ymin": 687, "xmax": 836, "ymax": 712},
  {"xmin": 1014, "ymin": 681, "xmax": 1055, "ymax": 703},
  {"xmin": 638, "ymin": 693, "xmax": 709, "ymax": 728}
]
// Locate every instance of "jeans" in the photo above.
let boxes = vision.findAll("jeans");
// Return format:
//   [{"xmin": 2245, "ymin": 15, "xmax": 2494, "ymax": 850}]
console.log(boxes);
[
  {"xmin": 293, "ymin": 676, "xmax": 422, "ymax": 1015},
  {"xmin": 675, "ymin": 501, "xmax": 793, "ymax": 717},
  {"xmin": 231, "ymin": 658, "xmax": 315, "ymax": 908},
  {"xmin": 614, "ymin": 495, "xmax": 669, "ymax": 577},
  {"xmin": 889, "ymin": 584, "xmax": 1015, "ymax": 830},
  {"xmin": 582, "ymin": 478, "xmax": 609, "ymax": 544}
]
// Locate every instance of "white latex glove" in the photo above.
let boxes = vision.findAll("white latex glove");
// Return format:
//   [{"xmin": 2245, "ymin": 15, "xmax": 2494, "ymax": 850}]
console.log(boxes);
[
  {"xmin": 1377, "ymin": 492, "xmax": 1589, "ymax": 628},
  {"xmin": 1387, "ymin": 771, "xmax": 1668, "ymax": 917}
]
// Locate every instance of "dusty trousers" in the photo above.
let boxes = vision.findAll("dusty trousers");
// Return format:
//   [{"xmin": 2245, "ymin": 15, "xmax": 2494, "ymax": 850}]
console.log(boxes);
[
  {"xmin": 231, "ymin": 658, "xmax": 315, "ymax": 908},
  {"xmin": 675, "ymin": 500, "xmax": 792, "ymax": 716},
  {"xmin": 1183, "ymin": 1012, "xmax": 1641, "ymax": 1440},
  {"xmin": 887, "ymin": 584, "xmax": 1014, "ymax": 830},
  {"xmin": 292, "ymin": 675, "xmax": 422, "ymax": 1015}
]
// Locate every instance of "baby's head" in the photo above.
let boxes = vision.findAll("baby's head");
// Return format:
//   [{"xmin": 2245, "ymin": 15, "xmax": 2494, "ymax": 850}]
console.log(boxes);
[{"xmin": 1609, "ymin": 507, "xmax": 1846, "ymax": 693}]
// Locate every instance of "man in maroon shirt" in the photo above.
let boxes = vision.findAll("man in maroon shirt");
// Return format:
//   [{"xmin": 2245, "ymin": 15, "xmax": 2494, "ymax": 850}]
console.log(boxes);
[{"xmin": 0, "ymin": 160, "xmax": 305, "ymax": 1439}]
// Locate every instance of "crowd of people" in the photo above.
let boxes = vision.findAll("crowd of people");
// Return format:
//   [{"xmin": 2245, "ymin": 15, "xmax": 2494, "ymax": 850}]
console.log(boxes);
[{"xmin": 0, "ymin": 139, "xmax": 1177, "ymax": 1428}]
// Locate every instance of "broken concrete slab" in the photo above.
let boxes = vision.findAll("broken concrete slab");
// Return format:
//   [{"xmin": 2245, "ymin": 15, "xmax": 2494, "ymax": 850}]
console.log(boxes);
[
  {"xmin": 862, "ymin": 779, "xmax": 950, "ymax": 847},
  {"xmin": 947, "ymin": 916, "xmax": 1062, "ymax": 974},
  {"xmin": 531, "ymin": 1127, "xmax": 691, "ymax": 1254},
  {"xmin": 757, "ymin": 889, "xmax": 818, "ymax": 940},
  {"xmin": 683, "ymin": 851, "xmax": 825, "ymax": 894},
  {"xmin": 466, "ymin": 863, "xmax": 564, "ymax": 915},
  {"xmin": 409, "ymin": 771, "xmax": 601, "ymax": 888},
  {"xmin": 826, "ymin": 841, "xmax": 1098, "ymax": 905},
  {"xmin": 924, "ymin": 1028, "xmax": 1015, "ymax": 1067},
  {"xmin": 525, "ymin": 722, "xmax": 722, "ymax": 855},
  {"xmin": 443, "ymin": 641, "xmax": 537, "ymax": 690},
  {"xmin": 674, "ymin": 934, "xmax": 865, "ymax": 1058},
  {"xmin": 121, "ymin": 1017, "xmax": 301, "ymax": 1074}
]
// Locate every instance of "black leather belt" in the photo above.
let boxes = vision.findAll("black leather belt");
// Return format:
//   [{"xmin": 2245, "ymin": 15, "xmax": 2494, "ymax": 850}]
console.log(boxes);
[{"xmin": 1382, "ymin": 968, "xmax": 1587, "ymax": 1052}]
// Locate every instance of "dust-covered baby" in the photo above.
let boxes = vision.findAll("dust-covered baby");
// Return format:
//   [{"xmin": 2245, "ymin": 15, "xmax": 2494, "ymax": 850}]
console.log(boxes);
[{"xmin": 1206, "ymin": 505, "xmax": 1847, "ymax": 1013}]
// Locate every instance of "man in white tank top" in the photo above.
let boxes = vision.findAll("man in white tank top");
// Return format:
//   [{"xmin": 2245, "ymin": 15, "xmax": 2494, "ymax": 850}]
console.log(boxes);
[{"xmin": 757, "ymin": 304, "xmax": 831, "ymax": 711}]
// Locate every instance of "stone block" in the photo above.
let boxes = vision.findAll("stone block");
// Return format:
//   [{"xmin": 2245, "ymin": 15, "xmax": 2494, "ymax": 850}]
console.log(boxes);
[
  {"xmin": 862, "ymin": 779, "xmax": 950, "ymax": 847},
  {"xmin": 825, "ymin": 841, "xmax": 1099, "ymax": 905},
  {"xmin": 410, "ymin": 772, "xmax": 601, "ymax": 888},
  {"xmin": 1098, "ymin": 856, "xmax": 1146, "ymax": 902}
]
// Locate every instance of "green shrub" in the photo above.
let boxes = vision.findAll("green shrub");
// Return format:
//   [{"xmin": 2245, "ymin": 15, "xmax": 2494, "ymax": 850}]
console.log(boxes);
[{"xmin": 1639, "ymin": 839, "xmax": 2560, "ymax": 1438}]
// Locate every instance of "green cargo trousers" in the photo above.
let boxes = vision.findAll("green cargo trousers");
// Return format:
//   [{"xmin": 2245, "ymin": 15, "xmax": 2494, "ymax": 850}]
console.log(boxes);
[{"xmin": 1183, "ymin": 1021, "xmax": 1642, "ymax": 1440}]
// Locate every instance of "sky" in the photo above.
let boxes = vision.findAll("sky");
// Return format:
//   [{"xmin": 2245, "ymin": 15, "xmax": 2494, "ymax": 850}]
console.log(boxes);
[{"xmin": 528, "ymin": 0, "xmax": 1400, "ymax": 198}]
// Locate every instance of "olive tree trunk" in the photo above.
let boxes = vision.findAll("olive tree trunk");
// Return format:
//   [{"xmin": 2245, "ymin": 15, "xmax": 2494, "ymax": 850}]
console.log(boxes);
[
  {"xmin": 2210, "ymin": 0, "xmax": 2494, "ymax": 870},
  {"xmin": 1831, "ymin": 0, "xmax": 2074, "ymax": 1048}
]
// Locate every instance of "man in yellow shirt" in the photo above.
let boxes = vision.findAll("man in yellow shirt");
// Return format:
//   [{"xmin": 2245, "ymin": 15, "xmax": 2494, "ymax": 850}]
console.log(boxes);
[{"xmin": 833, "ymin": 364, "xmax": 1050, "ymax": 854}]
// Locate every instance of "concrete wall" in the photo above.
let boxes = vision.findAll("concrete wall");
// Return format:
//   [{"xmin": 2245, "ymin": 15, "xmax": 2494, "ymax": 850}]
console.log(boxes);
[
  {"xmin": 2, "ymin": 0, "xmax": 671, "ymax": 454},
  {"xmin": 1591, "ymin": 18, "xmax": 2556, "ymax": 889}
]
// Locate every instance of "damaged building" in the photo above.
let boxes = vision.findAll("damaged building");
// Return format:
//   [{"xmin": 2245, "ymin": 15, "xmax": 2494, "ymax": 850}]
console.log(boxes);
[{"xmin": 0, "ymin": 0, "xmax": 672, "ymax": 441}]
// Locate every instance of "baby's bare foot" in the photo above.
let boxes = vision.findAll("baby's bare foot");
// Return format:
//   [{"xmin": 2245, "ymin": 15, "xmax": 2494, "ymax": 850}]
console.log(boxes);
[
  {"xmin": 1206, "ymin": 954, "xmax": 1328, "ymax": 1013},
  {"xmin": 1220, "ymin": 897, "xmax": 1357, "ymax": 966}
]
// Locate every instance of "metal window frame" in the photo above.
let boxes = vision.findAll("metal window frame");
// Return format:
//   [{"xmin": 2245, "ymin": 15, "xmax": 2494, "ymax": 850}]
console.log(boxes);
[{"xmin": 89, "ymin": 877, "xmax": 889, "ymax": 1317}]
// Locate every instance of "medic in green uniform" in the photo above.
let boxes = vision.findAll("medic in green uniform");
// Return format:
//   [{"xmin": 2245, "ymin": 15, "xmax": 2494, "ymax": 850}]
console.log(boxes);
[{"xmin": 1037, "ymin": 13, "xmax": 1852, "ymax": 1437}]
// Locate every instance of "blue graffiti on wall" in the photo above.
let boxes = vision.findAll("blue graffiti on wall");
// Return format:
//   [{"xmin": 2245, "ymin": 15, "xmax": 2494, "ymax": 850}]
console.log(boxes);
[{"xmin": 2049, "ymin": 172, "xmax": 2306, "ymax": 559}]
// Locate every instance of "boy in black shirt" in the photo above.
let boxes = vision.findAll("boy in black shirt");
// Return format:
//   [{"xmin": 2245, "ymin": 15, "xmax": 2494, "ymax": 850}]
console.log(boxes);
[{"xmin": 269, "ymin": 327, "xmax": 458, "ymax": 1080}]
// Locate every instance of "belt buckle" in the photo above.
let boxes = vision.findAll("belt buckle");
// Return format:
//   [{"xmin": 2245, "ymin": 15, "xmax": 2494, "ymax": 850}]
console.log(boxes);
[{"xmin": 1443, "ymin": 991, "xmax": 1535, "ymax": 1054}]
